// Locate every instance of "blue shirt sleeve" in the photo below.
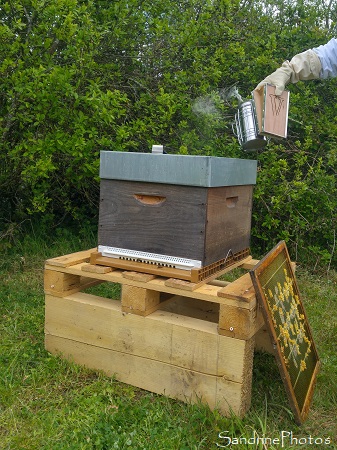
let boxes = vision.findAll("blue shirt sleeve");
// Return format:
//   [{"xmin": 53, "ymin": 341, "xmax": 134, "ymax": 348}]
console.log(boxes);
[{"xmin": 313, "ymin": 38, "xmax": 337, "ymax": 79}]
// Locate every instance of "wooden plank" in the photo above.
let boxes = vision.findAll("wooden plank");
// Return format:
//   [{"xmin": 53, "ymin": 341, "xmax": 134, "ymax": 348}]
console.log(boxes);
[
  {"xmin": 45, "ymin": 292, "xmax": 251, "ymax": 382},
  {"xmin": 122, "ymin": 271, "xmax": 157, "ymax": 282},
  {"xmin": 81, "ymin": 263, "xmax": 113, "ymax": 274},
  {"xmin": 164, "ymin": 278, "xmax": 198, "ymax": 291},
  {"xmin": 45, "ymin": 334, "xmax": 253, "ymax": 417},
  {"xmin": 239, "ymin": 335, "xmax": 255, "ymax": 414},
  {"xmin": 241, "ymin": 259, "xmax": 260, "ymax": 270},
  {"xmin": 208, "ymin": 280, "xmax": 230, "ymax": 287},
  {"xmin": 45, "ymin": 248, "xmax": 97, "ymax": 268},
  {"xmin": 217, "ymin": 272, "xmax": 255, "ymax": 302}
]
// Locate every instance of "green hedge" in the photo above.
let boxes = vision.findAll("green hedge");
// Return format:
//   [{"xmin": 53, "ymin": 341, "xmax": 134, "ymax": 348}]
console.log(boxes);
[{"xmin": 1, "ymin": 0, "xmax": 336, "ymax": 269}]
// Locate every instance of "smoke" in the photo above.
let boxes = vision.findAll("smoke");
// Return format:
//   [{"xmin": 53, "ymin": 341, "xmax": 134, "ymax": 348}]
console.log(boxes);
[
  {"xmin": 191, "ymin": 85, "xmax": 244, "ymax": 118},
  {"xmin": 192, "ymin": 95, "xmax": 219, "ymax": 116}
]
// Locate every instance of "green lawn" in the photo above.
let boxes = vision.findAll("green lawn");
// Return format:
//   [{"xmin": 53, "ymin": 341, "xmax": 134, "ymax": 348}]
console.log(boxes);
[{"xmin": 1, "ymin": 228, "xmax": 336, "ymax": 449}]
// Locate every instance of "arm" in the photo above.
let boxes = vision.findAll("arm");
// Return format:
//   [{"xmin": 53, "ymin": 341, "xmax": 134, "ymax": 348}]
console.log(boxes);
[
  {"xmin": 313, "ymin": 38, "xmax": 337, "ymax": 79},
  {"xmin": 254, "ymin": 40, "xmax": 336, "ymax": 95}
]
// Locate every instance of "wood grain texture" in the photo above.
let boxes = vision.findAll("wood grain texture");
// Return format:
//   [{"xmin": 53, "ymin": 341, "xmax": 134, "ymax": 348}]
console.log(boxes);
[
  {"xmin": 217, "ymin": 273, "xmax": 256, "ymax": 302},
  {"xmin": 121, "ymin": 285, "xmax": 161, "ymax": 315},
  {"xmin": 45, "ymin": 292, "xmax": 249, "ymax": 381},
  {"xmin": 98, "ymin": 179, "xmax": 207, "ymax": 261},
  {"xmin": 45, "ymin": 334, "xmax": 251, "ymax": 417},
  {"xmin": 262, "ymin": 85, "xmax": 289, "ymax": 138},
  {"xmin": 204, "ymin": 186, "xmax": 253, "ymax": 265},
  {"xmin": 253, "ymin": 85, "xmax": 289, "ymax": 138},
  {"xmin": 159, "ymin": 296, "xmax": 219, "ymax": 324},
  {"xmin": 45, "ymin": 291, "xmax": 256, "ymax": 416},
  {"xmin": 254, "ymin": 326, "xmax": 275, "ymax": 355},
  {"xmin": 44, "ymin": 269, "xmax": 101, "ymax": 297},
  {"xmin": 45, "ymin": 248, "xmax": 96, "ymax": 267},
  {"xmin": 81, "ymin": 263, "xmax": 113, "ymax": 274},
  {"xmin": 218, "ymin": 304, "xmax": 264, "ymax": 339},
  {"xmin": 98, "ymin": 180, "xmax": 254, "ymax": 266}
]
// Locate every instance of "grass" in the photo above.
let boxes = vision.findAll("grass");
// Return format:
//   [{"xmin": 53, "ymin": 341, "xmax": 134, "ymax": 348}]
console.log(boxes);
[{"xmin": 1, "ymin": 225, "xmax": 337, "ymax": 449}]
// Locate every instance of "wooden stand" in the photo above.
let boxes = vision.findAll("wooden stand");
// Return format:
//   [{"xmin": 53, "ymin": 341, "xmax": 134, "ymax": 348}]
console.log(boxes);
[{"xmin": 44, "ymin": 248, "xmax": 271, "ymax": 417}]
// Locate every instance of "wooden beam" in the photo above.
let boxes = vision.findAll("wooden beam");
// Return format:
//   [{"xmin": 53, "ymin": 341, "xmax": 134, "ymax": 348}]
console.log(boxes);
[
  {"xmin": 45, "ymin": 333, "xmax": 254, "ymax": 418},
  {"xmin": 45, "ymin": 292, "xmax": 252, "ymax": 383}
]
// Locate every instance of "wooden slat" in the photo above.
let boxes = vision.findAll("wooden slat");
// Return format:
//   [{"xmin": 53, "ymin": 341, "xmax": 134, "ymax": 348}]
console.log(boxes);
[
  {"xmin": 122, "ymin": 271, "xmax": 157, "ymax": 282},
  {"xmin": 81, "ymin": 263, "xmax": 113, "ymax": 274},
  {"xmin": 208, "ymin": 279, "xmax": 230, "ymax": 287},
  {"xmin": 46, "ymin": 248, "xmax": 97, "ymax": 268},
  {"xmin": 240, "ymin": 258, "xmax": 260, "ymax": 270},
  {"xmin": 164, "ymin": 278, "xmax": 198, "ymax": 291}
]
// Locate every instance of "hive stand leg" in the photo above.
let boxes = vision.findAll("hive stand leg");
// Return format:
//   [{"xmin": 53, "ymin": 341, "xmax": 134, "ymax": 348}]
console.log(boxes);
[
  {"xmin": 217, "ymin": 273, "xmax": 264, "ymax": 340},
  {"xmin": 121, "ymin": 285, "xmax": 161, "ymax": 316},
  {"xmin": 44, "ymin": 269, "xmax": 81, "ymax": 297},
  {"xmin": 44, "ymin": 269, "xmax": 101, "ymax": 297},
  {"xmin": 218, "ymin": 304, "xmax": 264, "ymax": 340}
]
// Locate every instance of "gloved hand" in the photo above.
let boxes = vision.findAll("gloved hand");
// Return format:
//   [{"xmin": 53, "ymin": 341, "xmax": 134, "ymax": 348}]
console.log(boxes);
[{"xmin": 255, "ymin": 50, "xmax": 322, "ymax": 95}]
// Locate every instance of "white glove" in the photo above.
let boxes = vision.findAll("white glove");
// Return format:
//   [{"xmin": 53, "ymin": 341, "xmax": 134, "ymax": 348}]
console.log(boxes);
[{"xmin": 256, "ymin": 50, "xmax": 322, "ymax": 95}]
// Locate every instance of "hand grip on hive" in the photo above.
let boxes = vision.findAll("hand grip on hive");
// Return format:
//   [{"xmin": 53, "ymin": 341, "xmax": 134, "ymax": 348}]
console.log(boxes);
[
  {"xmin": 133, "ymin": 193, "xmax": 166, "ymax": 206},
  {"xmin": 226, "ymin": 196, "xmax": 238, "ymax": 208}
]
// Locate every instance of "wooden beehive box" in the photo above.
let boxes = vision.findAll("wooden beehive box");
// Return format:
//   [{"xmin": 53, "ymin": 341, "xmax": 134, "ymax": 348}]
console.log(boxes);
[{"xmin": 98, "ymin": 151, "xmax": 257, "ymax": 268}]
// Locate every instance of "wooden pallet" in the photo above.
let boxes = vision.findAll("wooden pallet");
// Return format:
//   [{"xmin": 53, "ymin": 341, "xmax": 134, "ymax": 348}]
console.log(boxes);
[{"xmin": 44, "ymin": 248, "xmax": 271, "ymax": 417}]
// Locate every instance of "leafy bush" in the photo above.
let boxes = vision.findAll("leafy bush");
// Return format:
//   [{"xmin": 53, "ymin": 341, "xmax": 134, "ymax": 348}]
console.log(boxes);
[{"xmin": 1, "ymin": 0, "xmax": 336, "ymax": 269}]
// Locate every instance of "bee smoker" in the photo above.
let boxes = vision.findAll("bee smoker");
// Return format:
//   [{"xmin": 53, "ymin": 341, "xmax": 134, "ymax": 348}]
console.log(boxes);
[{"xmin": 233, "ymin": 97, "xmax": 267, "ymax": 151}]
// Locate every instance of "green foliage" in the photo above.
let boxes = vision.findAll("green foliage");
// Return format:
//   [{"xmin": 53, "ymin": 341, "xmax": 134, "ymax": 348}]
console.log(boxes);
[{"xmin": 1, "ymin": 0, "xmax": 337, "ymax": 269}]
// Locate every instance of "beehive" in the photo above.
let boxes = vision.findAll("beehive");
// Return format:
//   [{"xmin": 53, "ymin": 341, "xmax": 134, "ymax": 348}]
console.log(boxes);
[{"xmin": 98, "ymin": 151, "xmax": 257, "ymax": 270}]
